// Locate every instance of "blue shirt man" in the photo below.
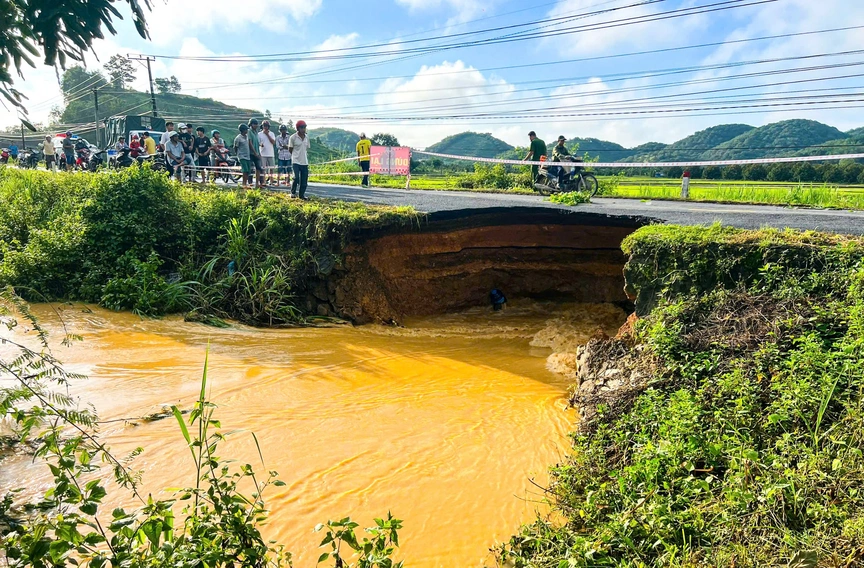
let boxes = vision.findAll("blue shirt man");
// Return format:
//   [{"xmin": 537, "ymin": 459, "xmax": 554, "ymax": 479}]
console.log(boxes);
[{"xmin": 9, "ymin": 144, "xmax": 18, "ymax": 158}]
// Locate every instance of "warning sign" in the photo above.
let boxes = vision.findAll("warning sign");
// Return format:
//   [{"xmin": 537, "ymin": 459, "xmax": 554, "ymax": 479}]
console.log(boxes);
[{"xmin": 370, "ymin": 146, "xmax": 411, "ymax": 175}]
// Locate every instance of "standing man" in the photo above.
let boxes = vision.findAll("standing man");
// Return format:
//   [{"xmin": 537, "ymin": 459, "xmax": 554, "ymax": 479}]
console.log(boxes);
[
  {"xmin": 9, "ymin": 142, "xmax": 18, "ymax": 162},
  {"xmin": 276, "ymin": 125, "xmax": 292, "ymax": 187},
  {"xmin": 165, "ymin": 131, "xmax": 186, "ymax": 180},
  {"xmin": 289, "ymin": 120, "xmax": 310, "ymax": 199},
  {"xmin": 42, "ymin": 135, "xmax": 56, "ymax": 171},
  {"xmin": 247, "ymin": 118, "xmax": 263, "ymax": 188},
  {"xmin": 195, "ymin": 127, "xmax": 211, "ymax": 182},
  {"xmin": 142, "ymin": 131, "xmax": 157, "ymax": 156},
  {"xmin": 233, "ymin": 124, "xmax": 253, "ymax": 187},
  {"xmin": 178, "ymin": 123, "xmax": 194, "ymax": 180},
  {"xmin": 62, "ymin": 131, "xmax": 75, "ymax": 171},
  {"xmin": 524, "ymin": 130, "xmax": 546, "ymax": 182},
  {"xmin": 258, "ymin": 120, "xmax": 276, "ymax": 186},
  {"xmin": 160, "ymin": 122, "xmax": 175, "ymax": 150},
  {"xmin": 356, "ymin": 132, "xmax": 371, "ymax": 187}
]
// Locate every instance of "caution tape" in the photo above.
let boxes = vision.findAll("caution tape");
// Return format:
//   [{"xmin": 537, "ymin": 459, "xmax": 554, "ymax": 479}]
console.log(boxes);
[
  {"xmin": 413, "ymin": 149, "xmax": 864, "ymax": 168},
  {"xmin": 311, "ymin": 153, "xmax": 381, "ymax": 166}
]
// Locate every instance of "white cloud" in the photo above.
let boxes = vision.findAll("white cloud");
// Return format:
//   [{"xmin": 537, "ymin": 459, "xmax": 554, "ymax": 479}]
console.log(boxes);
[
  {"xmin": 146, "ymin": 0, "xmax": 323, "ymax": 46},
  {"xmin": 544, "ymin": 0, "xmax": 708, "ymax": 56}
]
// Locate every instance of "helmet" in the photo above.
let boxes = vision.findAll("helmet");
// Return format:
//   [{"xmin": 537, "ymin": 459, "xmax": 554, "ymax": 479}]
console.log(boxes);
[
  {"xmin": 65, "ymin": 131, "xmax": 72, "ymax": 136},
  {"xmin": 248, "ymin": 118, "xmax": 259, "ymax": 126},
  {"xmin": 279, "ymin": 124, "xmax": 287, "ymax": 131},
  {"xmin": 296, "ymin": 120, "xmax": 307, "ymax": 128},
  {"xmin": 132, "ymin": 134, "xmax": 139, "ymax": 139},
  {"xmin": 178, "ymin": 123, "xmax": 187, "ymax": 129},
  {"xmin": 45, "ymin": 135, "xmax": 52, "ymax": 140},
  {"xmin": 211, "ymin": 129, "xmax": 220, "ymax": 136},
  {"xmin": 261, "ymin": 120, "xmax": 270, "ymax": 127},
  {"xmin": 170, "ymin": 131, "xmax": 180, "ymax": 138},
  {"xmin": 239, "ymin": 124, "xmax": 248, "ymax": 132}
]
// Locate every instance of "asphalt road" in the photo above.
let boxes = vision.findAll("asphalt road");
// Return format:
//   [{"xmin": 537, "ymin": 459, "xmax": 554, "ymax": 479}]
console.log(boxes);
[{"xmin": 301, "ymin": 182, "xmax": 864, "ymax": 235}]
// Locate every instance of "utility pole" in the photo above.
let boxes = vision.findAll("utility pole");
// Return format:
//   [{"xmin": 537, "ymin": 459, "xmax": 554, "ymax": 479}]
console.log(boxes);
[
  {"xmin": 20, "ymin": 123, "xmax": 25, "ymax": 149},
  {"xmin": 93, "ymin": 88, "xmax": 100, "ymax": 148},
  {"xmin": 128, "ymin": 54, "xmax": 158, "ymax": 117}
]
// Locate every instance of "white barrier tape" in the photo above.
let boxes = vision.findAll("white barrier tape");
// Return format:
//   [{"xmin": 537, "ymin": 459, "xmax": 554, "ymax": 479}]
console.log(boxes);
[
  {"xmin": 413, "ymin": 149, "xmax": 864, "ymax": 168},
  {"xmin": 308, "ymin": 171, "xmax": 374, "ymax": 177},
  {"xmin": 312, "ymin": 153, "xmax": 382, "ymax": 166}
]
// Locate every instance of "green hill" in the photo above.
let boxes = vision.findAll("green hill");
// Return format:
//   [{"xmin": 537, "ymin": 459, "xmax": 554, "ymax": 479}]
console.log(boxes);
[
  {"xmin": 795, "ymin": 135, "xmax": 864, "ymax": 157},
  {"xmin": 56, "ymin": 67, "xmax": 339, "ymax": 161},
  {"xmin": 426, "ymin": 132, "xmax": 514, "ymax": 158},
  {"xmin": 630, "ymin": 142, "xmax": 668, "ymax": 155},
  {"xmin": 630, "ymin": 124, "xmax": 754, "ymax": 161},
  {"xmin": 309, "ymin": 127, "xmax": 359, "ymax": 153},
  {"xmin": 561, "ymin": 137, "xmax": 636, "ymax": 161},
  {"xmin": 846, "ymin": 127, "xmax": 864, "ymax": 138},
  {"xmin": 701, "ymin": 119, "xmax": 847, "ymax": 160}
]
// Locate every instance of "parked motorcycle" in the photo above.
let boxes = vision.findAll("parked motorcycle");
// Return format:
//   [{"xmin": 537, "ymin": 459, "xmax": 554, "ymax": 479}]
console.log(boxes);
[
  {"xmin": 0, "ymin": 149, "xmax": 9, "ymax": 164},
  {"xmin": 88, "ymin": 150, "xmax": 107, "ymax": 171},
  {"xmin": 212, "ymin": 150, "xmax": 240, "ymax": 184},
  {"xmin": 533, "ymin": 156, "xmax": 598, "ymax": 197},
  {"xmin": 75, "ymin": 147, "xmax": 91, "ymax": 171},
  {"xmin": 20, "ymin": 148, "xmax": 40, "ymax": 169}
]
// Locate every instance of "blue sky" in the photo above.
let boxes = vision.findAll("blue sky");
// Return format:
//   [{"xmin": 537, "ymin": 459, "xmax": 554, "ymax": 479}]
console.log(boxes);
[{"xmin": 3, "ymin": 0, "xmax": 864, "ymax": 148}]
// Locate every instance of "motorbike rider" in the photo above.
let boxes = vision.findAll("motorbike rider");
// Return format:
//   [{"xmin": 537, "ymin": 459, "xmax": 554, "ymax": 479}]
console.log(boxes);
[
  {"xmin": 524, "ymin": 131, "xmax": 546, "ymax": 182},
  {"xmin": 550, "ymin": 135, "xmax": 573, "ymax": 185},
  {"xmin": 129, "ymin": 134, "xmax": 142, "ymax": 158},
  {"xmin": 114, "ymin": 136, "xmax": 129, "ymax": 152},
  {"xmin": 62, "ymin": 131, "xmax": 75, "ymax": 170}
]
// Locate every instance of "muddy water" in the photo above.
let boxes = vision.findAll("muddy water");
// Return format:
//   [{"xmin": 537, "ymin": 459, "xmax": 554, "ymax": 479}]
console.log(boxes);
[{"xmin": 0, "ymin": 302, "xmax": 625, "ymax": 567}]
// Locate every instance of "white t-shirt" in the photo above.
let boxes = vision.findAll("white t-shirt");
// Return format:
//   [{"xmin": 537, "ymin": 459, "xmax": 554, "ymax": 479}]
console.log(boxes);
[
  {"xmin": 258, "ymin": 130, "xmax": 276, "ymax": 157},
  {"xmin": 288, "ymin": 133, "xmax": 310, "ymax": 166},
  {"xmin": 160, "ymin": 130, "xmax": 174, "ymax": 148}
]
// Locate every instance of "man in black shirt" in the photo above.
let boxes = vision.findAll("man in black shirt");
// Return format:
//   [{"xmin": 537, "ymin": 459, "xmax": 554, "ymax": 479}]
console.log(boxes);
[
  {"xmin": 178, "ymin": 123, "xmax": 194, "ymax": 181},
  {"xmin": 194, "ymin": 127, "xmax": 212, "ymax": 182}
]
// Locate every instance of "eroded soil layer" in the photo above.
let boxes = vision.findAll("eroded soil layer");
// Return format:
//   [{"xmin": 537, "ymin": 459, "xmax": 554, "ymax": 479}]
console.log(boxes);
[{"xmin": 320, "ymin": 207, "xmax": 650, "ymax": 322}]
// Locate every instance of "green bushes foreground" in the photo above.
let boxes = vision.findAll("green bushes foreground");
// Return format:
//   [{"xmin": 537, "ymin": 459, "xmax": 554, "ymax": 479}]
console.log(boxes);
[
  {"xmin": 502, "ymin": 224, "xmax": 864, "ymax": 566},
  {"xmin": 0, "ymin": 166, "xmax": 417, "ymax": 324}
]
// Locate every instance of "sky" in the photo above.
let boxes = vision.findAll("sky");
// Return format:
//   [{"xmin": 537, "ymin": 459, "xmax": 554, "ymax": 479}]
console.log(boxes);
[{"xmin": 2, "ymin": 0, "xmax": 864, "ymax": 149}]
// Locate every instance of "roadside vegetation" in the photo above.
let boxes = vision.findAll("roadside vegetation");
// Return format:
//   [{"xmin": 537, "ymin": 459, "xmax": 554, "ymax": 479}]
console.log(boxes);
[
  {"xmin": 0, "ymin": 290, "xmax": 403, "ymax": 568},
  {"xmin": 502, "ymin": 224, "xmax": 864, "ymax": 566},
  {"xmin": 0, "ymin": 165, "xmax": 417, "ymax": 325}
]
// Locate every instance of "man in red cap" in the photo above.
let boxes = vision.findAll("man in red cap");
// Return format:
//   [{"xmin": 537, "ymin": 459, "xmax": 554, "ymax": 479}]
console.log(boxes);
[{"xmin": 288, "ymin": 120, "xmax": 311, "ymax": 199}]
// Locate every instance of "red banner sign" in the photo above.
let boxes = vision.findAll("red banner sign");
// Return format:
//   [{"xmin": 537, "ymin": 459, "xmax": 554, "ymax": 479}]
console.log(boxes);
[{"xmin": 370, "ymin": 146, "xmax": 411, "ymax": 175}]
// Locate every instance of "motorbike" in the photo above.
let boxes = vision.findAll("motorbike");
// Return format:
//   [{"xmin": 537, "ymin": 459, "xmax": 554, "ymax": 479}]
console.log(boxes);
[
  {"xmin": 20, "ymin": 148, "xmax": 40, "ymax": 169},
  {"xmin": 88, "ymin": 149, "xmax": 107, "ymax": 171},
  {"xmin": 1, "ymin": 149, "xmax": 9, "ymax": 164},
  {"xmin": 533, "ymin": 156, "xmax": 598, "ymax": 197},
  {"xmin": 212, "ymin": 150, "xmax": 240, "ymax": 184},
  {"xmin": 74, "ymin": 147, "xmax": 91, "ymax": 171}
]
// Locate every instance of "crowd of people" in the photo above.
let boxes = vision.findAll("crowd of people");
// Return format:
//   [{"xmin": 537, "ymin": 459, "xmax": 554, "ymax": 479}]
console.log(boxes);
[{"xmin": 4, "ymin": 120, "xmax": 380, "ymax": 197}]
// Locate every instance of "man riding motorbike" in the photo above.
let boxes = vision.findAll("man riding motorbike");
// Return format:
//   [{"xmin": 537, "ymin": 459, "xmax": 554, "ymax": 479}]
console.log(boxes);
[{"xmin": 549, "ymin": 135, "xmax": 573, "ymax": 186}]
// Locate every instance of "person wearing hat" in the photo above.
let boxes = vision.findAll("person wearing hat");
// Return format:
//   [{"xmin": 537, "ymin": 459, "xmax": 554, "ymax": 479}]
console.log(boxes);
[
  {"xmin": 288, "ymin": 120, "xmax": 311, "ymax": 199},
  {"xmin": 165, "ymin": 131, "xmax": 187, "ymax": 180},
  {"xmin": 62, "ymin": 131, "xmax": 75, "ymax": 170},
  {"xmin": 233, "ymin": 124, "xmax": 254, "ymax": 187},
  {"xmin": 42, "ymin": 134, "xmax": 56, "ymax": 171},
  {"xmin": 356, "ymin": 132, "xmax": 371, "ymax": 188},
  {"xmin": 524, "ymin": 131, "xmax": 546, "ymax": 182},
  {"xmin": 551, "ymin": 135, "xmax": 572, "ymax": 185},
  {"xmin": 276, "ymin": 125, "xmax": 292, "ymax": 187}
]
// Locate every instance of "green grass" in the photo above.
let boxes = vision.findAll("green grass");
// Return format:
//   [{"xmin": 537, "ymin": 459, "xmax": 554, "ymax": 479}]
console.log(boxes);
[
  {"xmin": 604, "ymin": 176, "xmax": 864, "ymax": 208},
  {"xmin": 503, "ymin": 224, "xmax": 864, "ymax": 567}
]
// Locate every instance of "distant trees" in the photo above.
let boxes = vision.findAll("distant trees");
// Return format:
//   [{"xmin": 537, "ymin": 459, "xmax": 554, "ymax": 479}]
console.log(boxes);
[
  {"xmin": 60, "ymin": 66, "xmax": 108, "ymax": 98},
  {"xmin": 371, "ymin": 133, "xmax": 400, "ymax": 147},
  {"xmin": 155, "ymin": 76, "xmax": 181, "ymax": 94},
  {"xmin": 104, "ymin": 55, "xmax": 136, "ymax": 88},
  {"xmin": 742, "ymin": 164, "xmax": 767, "ymax": 181}
]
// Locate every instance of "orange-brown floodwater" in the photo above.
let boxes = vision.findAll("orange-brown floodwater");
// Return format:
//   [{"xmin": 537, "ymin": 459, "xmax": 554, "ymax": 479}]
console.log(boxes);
[{"xmin": 0, "ymin": 302, "xmax": 625, "ymax": 567}]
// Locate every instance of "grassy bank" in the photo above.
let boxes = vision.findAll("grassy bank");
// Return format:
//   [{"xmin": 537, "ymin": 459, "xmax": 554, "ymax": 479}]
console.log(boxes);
[
  {"xmin": 0, "ymin": 166, "xmax": 417, "ymax": 324},
  {"xmin": 502, "ymin": 224, "xmax": 864, "ymax": 566},
  {"xmin": 607, "ymin": 178, "xmax": 864, "ymax": 209}
]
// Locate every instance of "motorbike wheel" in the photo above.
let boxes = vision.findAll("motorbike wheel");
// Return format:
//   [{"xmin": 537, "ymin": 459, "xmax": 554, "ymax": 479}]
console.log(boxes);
[
  {"xmin": 579, "ymin": 173, "xmax": 599, "ymax": 197},
  {"xmin": 533, "ymin": 174, "xmax": 554, "ymax": 195}
]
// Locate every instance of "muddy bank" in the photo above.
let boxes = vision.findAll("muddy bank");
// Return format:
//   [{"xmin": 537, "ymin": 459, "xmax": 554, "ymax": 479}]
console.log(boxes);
[{"xmin": 306, "ymin": 207, "xmax": 651, "ymax": 323}]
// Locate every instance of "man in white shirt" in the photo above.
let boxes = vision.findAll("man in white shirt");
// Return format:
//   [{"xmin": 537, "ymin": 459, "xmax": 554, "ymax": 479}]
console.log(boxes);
[
  {"xmin": 159, "ymin": 122, "xmax": 175, "ymax": 150},
  {"xmin": 258, "ymin": 120, "xmax": 276, "ymax": 186},
  {"xmin": 288, "ymin": 120, "xmax": 311, "ymax": 199}
]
